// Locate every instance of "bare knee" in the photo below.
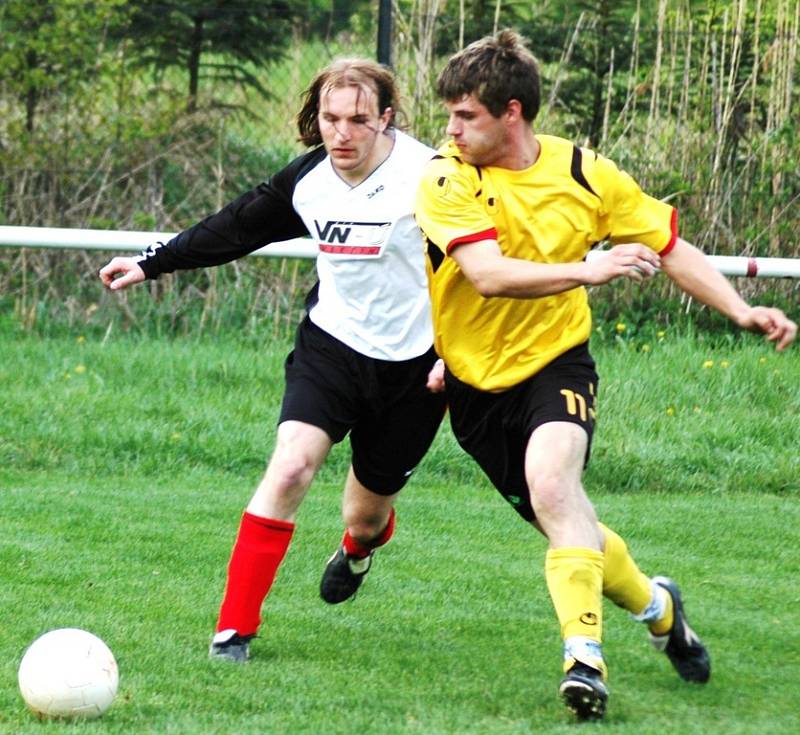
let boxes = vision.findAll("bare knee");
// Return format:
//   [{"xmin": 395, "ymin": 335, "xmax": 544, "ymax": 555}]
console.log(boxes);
[
  {"xmin": 266, "ymin": 446, "xmax": 319, "ymax": 497},
  {"xmin": 529, "ymin": 470, "xmax": 572, "ymax": 520},
  {"xmin": 248, "ymin": 441, "xmax": 327, "ymax": 519},
  {"xmin": 528, "ymin": 470, "xmax": 601, "ymax": 546}
]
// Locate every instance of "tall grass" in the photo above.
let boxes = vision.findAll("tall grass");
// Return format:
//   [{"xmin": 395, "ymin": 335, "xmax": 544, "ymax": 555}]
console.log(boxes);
[{"xmin": 1, "ymin": 4, "xmax": 798, "ymax": 335}]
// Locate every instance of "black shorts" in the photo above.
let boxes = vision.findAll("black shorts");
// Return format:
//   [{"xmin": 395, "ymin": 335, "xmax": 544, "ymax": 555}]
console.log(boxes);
[
  {"xmin": 444, "ymin": 342, "xmax": 599, "ymax": 522},
  {"xmin": 280, "ymin": 316, "xmax": 447, "ymax": 495}
]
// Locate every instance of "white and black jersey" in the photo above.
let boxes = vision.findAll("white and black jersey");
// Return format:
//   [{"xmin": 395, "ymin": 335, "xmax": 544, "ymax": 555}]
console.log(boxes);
[{"xmin": 137, "ymin": 130, "xmax": 435, "ymax": 361}]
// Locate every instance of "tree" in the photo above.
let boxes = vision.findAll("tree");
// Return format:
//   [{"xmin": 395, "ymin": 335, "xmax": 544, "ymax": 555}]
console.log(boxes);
[
  {"xmin": 294, "ymin": 0, "xmax": 372, "ymax": 40},
  {"xmin": 0, "ymin": 0, "xmax": 124, "ymax": 133},
  {"xmin": 529, "ymin": 0, "xmax": 658, "ymax": 146},
  {"xmin": 115, "ymin": 0, "xmax": 297, "ymax": 112}
]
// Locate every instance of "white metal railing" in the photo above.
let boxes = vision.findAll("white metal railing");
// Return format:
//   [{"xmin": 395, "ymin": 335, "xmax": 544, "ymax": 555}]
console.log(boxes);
[
  {"xmin": 0, "ymin": 225, "xmax": 317, "ymax": 259},
  {"xmin": 1, "ymin": 225, "xmax": 799, "ymax": 278}
]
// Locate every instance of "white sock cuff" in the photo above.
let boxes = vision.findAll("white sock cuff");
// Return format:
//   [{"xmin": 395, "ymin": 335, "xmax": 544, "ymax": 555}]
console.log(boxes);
[
  {"xmin": 564, "ymin": 636, "xmax": 604, "ymax": 665},
  {"xmin": 631, "ymin": 580, "xmax": 668, "ymax": 623}
]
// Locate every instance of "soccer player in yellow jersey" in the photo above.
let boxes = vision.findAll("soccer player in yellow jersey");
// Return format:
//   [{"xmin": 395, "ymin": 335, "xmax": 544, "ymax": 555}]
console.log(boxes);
[{"xmin": 415, "ymin": 30, "xmax": 797, "ymax": 721}]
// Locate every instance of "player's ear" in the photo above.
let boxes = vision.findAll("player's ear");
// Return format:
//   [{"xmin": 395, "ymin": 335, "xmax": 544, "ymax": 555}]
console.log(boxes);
[
  {"xmin": 505, "ymin": 99, "xmax": 523, "ymax": 123},
  {"xmin": 379, "ymin": 106, "xmax": 393, "ymax": 131}
]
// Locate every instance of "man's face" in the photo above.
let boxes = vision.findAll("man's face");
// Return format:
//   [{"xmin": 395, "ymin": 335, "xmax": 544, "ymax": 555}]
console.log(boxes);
[
  {"xmin": 444, "ymin": 94, "xmax": 507, "ymax": 167},
  {"xmin": 318, "ymin": 84, "xmax": 390, "ymax": 182}
]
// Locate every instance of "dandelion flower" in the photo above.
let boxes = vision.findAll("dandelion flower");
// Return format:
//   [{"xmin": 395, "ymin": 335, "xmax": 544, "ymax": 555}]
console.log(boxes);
[
  {"xmin": 702, "ymin": 360, "xmax": 714, "ymax": 369},
  {"xmin": 666, "ymin": 407, "xmax": 675, "ymax": 416},
  {"xmin": 641, "ymin": 344, "xmax": 650, "ymax": 353},
  {"xmin": 615, "ymin": 322, "xmax": 626, "ymax": 333},
  {"xmin": 74, "ymin": 365, "xmax": 87, "ymax": 374}
]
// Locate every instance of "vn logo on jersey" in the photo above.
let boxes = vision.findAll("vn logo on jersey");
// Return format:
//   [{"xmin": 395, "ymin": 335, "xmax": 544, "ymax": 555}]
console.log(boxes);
[{"xmin": 314, "ymin": 220, "xmax": 391, "ymax": 256}]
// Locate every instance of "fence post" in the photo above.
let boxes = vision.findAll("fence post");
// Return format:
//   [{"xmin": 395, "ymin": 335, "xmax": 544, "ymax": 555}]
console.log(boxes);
[{"xmin": 377, "ymin": 0, "xmax": 392, "ymax": 67}]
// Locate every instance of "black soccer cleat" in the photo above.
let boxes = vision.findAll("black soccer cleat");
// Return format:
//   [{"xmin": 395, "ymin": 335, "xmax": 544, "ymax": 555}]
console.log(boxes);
[
  {"xmin": 209, "ymin": 630, "xmax": 254, "ymax": 663},
  {"xmin": 320, "ymin": 545, "xmax": 373, "ymax": 604},
  {"xmin": 649, "ymin": 576, "xmax": 711, "ymax": 683},
  {"xmin": 559, "ymin": 662, "xmax": 609, "ymax": 721}
]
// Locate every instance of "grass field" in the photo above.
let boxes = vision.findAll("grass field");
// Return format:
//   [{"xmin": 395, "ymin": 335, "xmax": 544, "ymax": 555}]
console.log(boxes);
[{"xmin": 1, "ymin": 328, "xmax": 799, "ymax": 733}]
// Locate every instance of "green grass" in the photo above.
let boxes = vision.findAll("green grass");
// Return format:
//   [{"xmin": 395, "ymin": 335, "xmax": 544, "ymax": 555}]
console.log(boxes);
[{"xmin": 1, "ymin": 329, "xmax": 799, "ymax": 733}]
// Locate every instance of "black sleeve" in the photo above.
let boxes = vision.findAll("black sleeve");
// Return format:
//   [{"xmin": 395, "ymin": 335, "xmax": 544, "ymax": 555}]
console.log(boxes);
[{"xmin": 136, "ymin": 147, "xmax": 327, "ymax": 279}]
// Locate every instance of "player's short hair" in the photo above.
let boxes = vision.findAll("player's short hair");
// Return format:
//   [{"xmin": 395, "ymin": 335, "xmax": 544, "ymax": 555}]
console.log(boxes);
[
  {"xmin": 296, "ymin": 58, "xmax": 402, "ymax": 147},
  {"xmin": 437, "ymin": 29, "xmax": 541, "ymax": 122}
]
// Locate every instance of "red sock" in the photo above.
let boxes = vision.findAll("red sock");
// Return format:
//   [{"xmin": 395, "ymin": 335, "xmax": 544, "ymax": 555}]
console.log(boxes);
[
  {"xmin": 342, "ymin": 508, "xmax": 396, "ymax": 559},
  {"xmin": 215, "ymin": 512, "xmax": 294, "ymax": 636}
]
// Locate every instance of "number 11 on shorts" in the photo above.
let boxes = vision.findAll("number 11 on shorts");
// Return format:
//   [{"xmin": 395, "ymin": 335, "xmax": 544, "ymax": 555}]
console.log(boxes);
[{"xmin": 560, "ymin": 385, "xmax": 596, "ymax": 423}]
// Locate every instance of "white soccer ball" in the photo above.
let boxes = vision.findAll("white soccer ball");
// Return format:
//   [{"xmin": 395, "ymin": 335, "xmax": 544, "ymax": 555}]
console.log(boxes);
[{"xmin": 18, "ymin": 628, "xmax": 119, "ymax": 720}]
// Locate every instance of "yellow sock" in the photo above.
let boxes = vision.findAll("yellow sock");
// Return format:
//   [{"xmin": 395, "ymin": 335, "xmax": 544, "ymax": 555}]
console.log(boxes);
[
  {"xmin": 545, "ymin": 547, "xmax": 604, "ymax": 642},
  {"xmin": 649, "ymin": 593, "xmax": 674, "ymax": 636},
  {"xmin": 600, "ymin": 523, "xmax": 652, "ymax": 614},
  {"xmin": 600, "ymin": 524, "xmax": 675, "ymax": 633}
]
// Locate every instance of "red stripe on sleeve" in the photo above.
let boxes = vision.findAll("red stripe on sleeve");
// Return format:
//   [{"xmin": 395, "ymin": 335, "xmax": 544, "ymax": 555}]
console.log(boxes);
[
  {"xmin": 659, "ymin": 209, "xmax": 679, "ymax": 257},
  {"xmin": 446, "ymin": 228, "xmax": 498, "ymax": 254}
]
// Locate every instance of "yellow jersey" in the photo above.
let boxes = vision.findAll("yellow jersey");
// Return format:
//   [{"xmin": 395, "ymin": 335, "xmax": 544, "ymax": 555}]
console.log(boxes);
[{"xmin": 414, "ymin": 134, "xmax": 677, "ymax": 391}]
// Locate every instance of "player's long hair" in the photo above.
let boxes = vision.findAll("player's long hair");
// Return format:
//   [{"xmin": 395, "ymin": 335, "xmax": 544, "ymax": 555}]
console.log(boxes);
[
  {"xmin": 437, "ymin": 29, "xmax": 541, "ymax": 122},
  {"xmin": 296, "ymin": 59, "xmax": 403, "ymax": 147}
]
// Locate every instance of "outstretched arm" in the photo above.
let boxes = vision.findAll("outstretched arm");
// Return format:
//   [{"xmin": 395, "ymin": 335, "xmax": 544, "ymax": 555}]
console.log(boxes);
[
  {"xmin": 661, "ymin": 238, "xmax": 797, "ymax": 351},
  {"xmin": 451, "ymin": 240, "xmax": 661, "ymax": 299},
  {"xmin": 97, "ymin": 148, "xmax": 322, "ymax": 288}
]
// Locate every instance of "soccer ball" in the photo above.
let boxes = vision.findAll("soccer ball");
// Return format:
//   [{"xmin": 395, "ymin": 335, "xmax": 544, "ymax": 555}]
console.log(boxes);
[{"xmin": 18, "ymin": 628, "xmax": 119, "ymax": 720}]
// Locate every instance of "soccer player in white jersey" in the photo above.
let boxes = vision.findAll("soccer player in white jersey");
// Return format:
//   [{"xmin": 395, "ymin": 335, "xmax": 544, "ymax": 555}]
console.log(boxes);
[{"xmin": 99, "ymin": 59, "xmax": 447, "ymax": 663}]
